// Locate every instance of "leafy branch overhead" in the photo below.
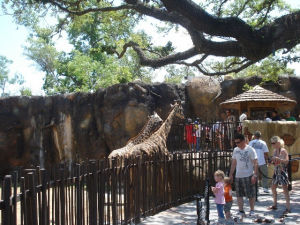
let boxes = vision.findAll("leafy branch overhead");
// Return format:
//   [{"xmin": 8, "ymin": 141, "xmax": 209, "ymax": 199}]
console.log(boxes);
[{"xmin": 2, "ymin": 0, "xmax": 300, "ymax": 79}]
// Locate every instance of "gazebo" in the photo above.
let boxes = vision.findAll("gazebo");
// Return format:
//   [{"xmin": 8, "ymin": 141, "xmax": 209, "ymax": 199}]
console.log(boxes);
[{"xmin": 220, "ymin": 85, "xmax": 297, "ymax": 119}]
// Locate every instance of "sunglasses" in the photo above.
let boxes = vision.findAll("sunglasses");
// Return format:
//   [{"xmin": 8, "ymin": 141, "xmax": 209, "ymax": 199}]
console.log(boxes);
[
  {"xmin": 271, "ymin": 142, "xmax": 276, "ymax": 144},
  {"xmin": 235, "ymin": 141, "xmax": 241, "ymax": 144}
]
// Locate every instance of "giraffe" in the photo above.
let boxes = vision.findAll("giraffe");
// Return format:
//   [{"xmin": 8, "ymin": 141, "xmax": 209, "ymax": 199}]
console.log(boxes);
[
  {"xmin": 109, "ymin": 101, "xmax": 184, "ymax": 158},
  {"xmin": 108, "ymin": 111, "xmax": 163, "ymax": 158},
  {"xmin": 108, "ymin": 101, "xmax": 184, "ymax": 218}
]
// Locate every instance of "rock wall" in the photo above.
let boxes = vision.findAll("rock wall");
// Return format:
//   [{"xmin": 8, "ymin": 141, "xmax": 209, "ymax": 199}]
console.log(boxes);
[
  {"xmin": 0, "ymin": 76, "xmax": 299, "ymax": 175},
  {"xmin": 0, "ymin": 82, "xmax": 185, "ymax": 175}
]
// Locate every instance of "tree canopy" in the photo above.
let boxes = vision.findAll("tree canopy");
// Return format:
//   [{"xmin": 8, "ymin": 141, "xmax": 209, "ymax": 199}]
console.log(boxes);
[{"xmin": 1, "ymin": 0, "xmax": 299, "ymax": 92}]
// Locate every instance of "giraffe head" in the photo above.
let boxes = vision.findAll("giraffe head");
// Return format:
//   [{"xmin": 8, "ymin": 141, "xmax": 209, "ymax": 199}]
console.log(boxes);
[
  {"xmin": 146, "ymin": 111, "xmax": 163, "ymax": 133},
  {"xmin": 171, "ymin": 100, "xmax": 185, "ymax": 119}
]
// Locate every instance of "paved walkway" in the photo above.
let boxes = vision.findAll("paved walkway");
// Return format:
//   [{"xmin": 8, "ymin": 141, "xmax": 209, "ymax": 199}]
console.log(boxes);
[{"xmin": 139, "ymin": 181, "xmax": 300, "ymax": 224}]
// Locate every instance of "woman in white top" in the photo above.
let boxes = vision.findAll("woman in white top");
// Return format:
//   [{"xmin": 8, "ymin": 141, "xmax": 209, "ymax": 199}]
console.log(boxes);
[
  {"xmin": 264, "ymin": 112, "xmax": 272, "ymax": 122},
  {"xmin": 268, "ymin": 136, "xmax": 290, "ymax": 215}
]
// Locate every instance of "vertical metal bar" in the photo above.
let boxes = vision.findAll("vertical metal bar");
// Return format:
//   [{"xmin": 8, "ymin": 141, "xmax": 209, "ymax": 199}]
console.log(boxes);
[
  {"xmin": 288, "ymin": 155, "xmax": 292, "ymax": 191},
  {"xmin": 205, "ymin": 178, "xmax": 210, "ymax": 224}
]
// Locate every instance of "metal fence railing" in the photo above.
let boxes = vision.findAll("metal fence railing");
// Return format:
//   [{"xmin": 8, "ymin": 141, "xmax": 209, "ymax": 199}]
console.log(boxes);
[{"xmin": 167, "ymin": 122, "xmax": 242, "ymax": 153}]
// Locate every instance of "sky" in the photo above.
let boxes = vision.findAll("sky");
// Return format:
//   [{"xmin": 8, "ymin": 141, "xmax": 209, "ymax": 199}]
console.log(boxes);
[{"xmin": 0, "ymin": 0, "xmax": 300, "ymax": 95}]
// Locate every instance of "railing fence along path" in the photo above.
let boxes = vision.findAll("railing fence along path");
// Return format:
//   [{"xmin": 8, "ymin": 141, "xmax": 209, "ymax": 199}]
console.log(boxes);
[
  {"xmin": 0, "ymin": 151, "xmax": 233, "ymax": 225},
  {"xmin": 167, "ymin": 121, "xmax": 243, "ymax": 153}
]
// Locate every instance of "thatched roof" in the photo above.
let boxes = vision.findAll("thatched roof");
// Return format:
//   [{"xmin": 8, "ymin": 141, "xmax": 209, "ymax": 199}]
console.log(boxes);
[{"xmin": 220, "ymin": 85, "xmax": 297, "ymax": 106}]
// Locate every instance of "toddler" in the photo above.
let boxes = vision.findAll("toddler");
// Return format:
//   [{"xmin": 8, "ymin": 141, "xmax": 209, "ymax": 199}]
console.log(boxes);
[
  {"xmin": 211, "ymin": 170, "xmax": 225, "ymax": 224},
  {"xmin": 224, "ymin": 177, "xmax": 233, "ymax": 223}
]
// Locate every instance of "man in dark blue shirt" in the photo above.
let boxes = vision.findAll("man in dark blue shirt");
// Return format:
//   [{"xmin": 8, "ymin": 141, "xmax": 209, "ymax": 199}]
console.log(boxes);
[{"xmin": 271, "ymin": 110, "xmax": 280, "ymax": 121}]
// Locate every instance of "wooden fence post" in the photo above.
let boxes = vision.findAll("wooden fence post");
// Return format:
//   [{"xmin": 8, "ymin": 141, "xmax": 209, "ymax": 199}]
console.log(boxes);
[
  {"xmin": 135, "ymin": 156, "xmax": 142, "ymax": 224},
  {"xmin": 88, "ymin": 160, "xmax": 97, "ymax": 225},
  {"xmin": 76, "ymin": 164, "xmax": 82, "ymax": 225},
  {"xmin": 98, "ymin": 160, "xmax": 105, "ymax": 225},
  {"xmin": 20, "ymin": 177, "xmax": 26, "ymax": 225},
  {"xmin": 60, "ymin": 168, "xmax": 66, "ymax": 225},
  {"xmin": 2, "ymin": 175, "xmax": 12, "ymax": 225},
  {"xmin": 111, "ymin": 159, "xmax": 117, "ymax": 225},
  {"xmin": 28, "ymin": 172, "xmax": 38, "ymax": 225},
  {"xmin": 124, "ymin": 158, "xmax": 130, "ymax": 224},
  {"xmin": 40, "ymin": 169, "xmax": 48, "ymax": 225}
]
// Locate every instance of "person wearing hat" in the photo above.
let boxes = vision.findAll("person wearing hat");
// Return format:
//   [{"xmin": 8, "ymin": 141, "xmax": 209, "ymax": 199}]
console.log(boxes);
[
  {"xmin": 285, "ymin": 111, "xmax": 296, "ymax": 121},
  {"xmin": 249, "ymin": 131, "xmax": 270, "ymax": 193}
]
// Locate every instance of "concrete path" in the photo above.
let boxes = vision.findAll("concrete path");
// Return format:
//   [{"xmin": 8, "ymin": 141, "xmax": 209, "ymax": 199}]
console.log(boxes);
[{"xmin": 139, "ymin": 181, "xmax": 300, "ymax": 225}]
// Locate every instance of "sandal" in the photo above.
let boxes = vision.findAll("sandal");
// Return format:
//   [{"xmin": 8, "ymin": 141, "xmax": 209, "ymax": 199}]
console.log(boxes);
[
  {"xmin": 267, "ymin": 205, "xmax": 277, "ymax": 210},
  {"xmin": 282, "ymin": 208, "xmax": 291, "ymax": 215},
  {"xmin": 263, "ymin": 218, "xmax": 272, "ymax": 223},
  {"xmin": 254, "ymin": 218, "xmax": 263, "ymax": 223}
]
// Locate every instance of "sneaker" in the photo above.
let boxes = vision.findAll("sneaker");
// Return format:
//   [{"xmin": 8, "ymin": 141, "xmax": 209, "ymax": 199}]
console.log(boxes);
[
  {"xmin": 217, "ymin": 218, "xmax": 226, "ymax": 225},
  {"xmin": 225, "ymin": 218, "xmax": 235, "ymax": 225},
  {"xmin": 249, "ymin": 210, "xmax": 255, "ymax": 217},
  {"xmin": 263, "ymin": 188, "xmax": 270, "ymax": 193}
]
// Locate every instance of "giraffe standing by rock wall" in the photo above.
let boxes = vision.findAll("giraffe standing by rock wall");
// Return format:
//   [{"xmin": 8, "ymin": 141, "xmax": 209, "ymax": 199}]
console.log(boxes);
[
  {"xmin": 109, "ymin": 101, "xmax": 184, "ymax": 158},
  {"xmin": 108, "ymin": 112, "xmax": 163, "ymax": 158},
  {"xmin": 108, "ymin": 102, "xmax": 185, "ymax": 219}
]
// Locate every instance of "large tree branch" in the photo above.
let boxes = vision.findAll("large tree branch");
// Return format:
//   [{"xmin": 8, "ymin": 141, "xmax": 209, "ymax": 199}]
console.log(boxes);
[
  {"xmin": 177, "ymin": 59, "xmax": 256, "ymax": 76},
  {"xmin": 161, "ymin": 0, "xmax": 262, "ymax": 45},
  {"xmin": 34, "ymin": 0, "xmax": 300, "ymax": 73},
  {"xmin": 118, "ymin": 41, "xmax": 199, "ymax": 67},
  {"xmin": 161, "ymin": 0, "xmax": 300, "ymax": 57},
  {"xmin": 188, "ymin": 29, "xmax": 244, "ymax": 57},
  {"xmin": 262, "ymin": 11, "xmax": 300, "ymax": 51},
  {"xmin": 47, "ymin": 0, "xmax": 131, "ymax": 15}
]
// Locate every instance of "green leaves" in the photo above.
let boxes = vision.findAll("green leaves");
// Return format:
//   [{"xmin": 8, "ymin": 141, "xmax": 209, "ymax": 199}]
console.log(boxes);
[
  {"xmin": 233, "ymin": 56, "xmax": 295, "ymax": 83},
  {"xmin": 0, "ymin": 56, "xmax": 28, "ymax": 96}
]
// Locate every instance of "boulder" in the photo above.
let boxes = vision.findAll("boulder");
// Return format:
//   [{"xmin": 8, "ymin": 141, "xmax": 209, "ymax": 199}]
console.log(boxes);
[{"xmin": 186, "ymin": 76, "xmax": 221, "ymax": 120}]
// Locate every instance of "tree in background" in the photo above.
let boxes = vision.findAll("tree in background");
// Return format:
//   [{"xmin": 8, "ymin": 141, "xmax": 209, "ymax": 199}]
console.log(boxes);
[
  {"xmin": 2, "ymin": 0, "xmax": 300, "ymax": 91},
  {"xmin": 20, "ymin": 87, "xmax": 32, "ymax": 96},
  {"xmin": 0, "ymin": 55, "xmax": 32, "ymax": 96},
  {"xmin": 0, "ymin": 55, "xmax": 12, "ymax": 96},
  {"xmin": 232, "ymin": 56, "xmax": 295, "ymax": 82}
]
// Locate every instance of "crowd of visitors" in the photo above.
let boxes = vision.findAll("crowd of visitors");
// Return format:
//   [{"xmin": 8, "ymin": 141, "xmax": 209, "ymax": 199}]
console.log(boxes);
[
  {"xmin": 264, "ymin": 110, "xmax": 296, "ymax": 121},
  {"xmin": 211, "ymin": 133, "xmax": 292, "ymax": 224},
  {"xmin": 183, "ymin": 109, "xmax": 298, "ymax": 152}
]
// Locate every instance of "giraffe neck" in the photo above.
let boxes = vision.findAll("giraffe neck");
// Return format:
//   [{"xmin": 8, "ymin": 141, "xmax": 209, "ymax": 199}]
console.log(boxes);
[
  {"xmin": 156, "ymin": 106, "xmax": 177, "ymax": 141},
  {"xmin": 126, "ymin": 112, "xmax": 162, "ymax": 146}
]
